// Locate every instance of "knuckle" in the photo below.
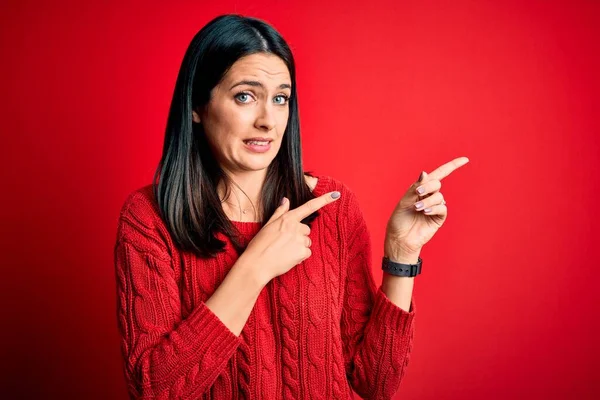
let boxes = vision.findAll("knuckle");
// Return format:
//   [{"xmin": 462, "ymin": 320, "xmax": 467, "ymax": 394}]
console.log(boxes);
[
  {"xmin": 280, "ymin": 220, "xmax": 292, "ymax": 233},
  {"xmin": 278, "ymin": 225, "xmax": 290, "ymax": 236},
  {"xmin": 282, "ymin": 217, "xmax": 293, "ymax": 229}
]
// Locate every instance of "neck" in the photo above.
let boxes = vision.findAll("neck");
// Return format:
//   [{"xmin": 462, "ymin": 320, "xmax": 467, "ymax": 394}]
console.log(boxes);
[{"xmin": 217, "ymin": 168, "xmax": 268, "ymax": 220}]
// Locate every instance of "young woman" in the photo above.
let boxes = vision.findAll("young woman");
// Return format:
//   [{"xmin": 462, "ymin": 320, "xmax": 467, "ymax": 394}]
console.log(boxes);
[{"xmin": 114, "ymin": 14, "xmax": 468, "ymax": 399}]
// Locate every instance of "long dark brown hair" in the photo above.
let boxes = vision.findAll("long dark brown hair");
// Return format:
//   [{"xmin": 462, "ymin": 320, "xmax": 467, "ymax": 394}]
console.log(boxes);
[{"xmin": 153, "ymin": 14, "xmax": 319, "ymax": 258}]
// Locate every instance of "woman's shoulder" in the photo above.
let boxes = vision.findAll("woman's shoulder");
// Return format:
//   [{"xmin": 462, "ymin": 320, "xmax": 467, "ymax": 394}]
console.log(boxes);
[
  {"xmin": 115, "ymin": 184, "xmax": 171, "ymax": 251},
  {"xmin": 305, "ymin": 174, "xmax": 366, "ymax": 241},
  {"xmin": 118, "ymin": 184, "xmax": 161, "ymax": 223},
  {"xmin": 305, "ymin": 173, "xmax": 359, "ymax": 200},
  {"xmin": 305, "ymin": 173, "xmax": 364, "ymax": 226}
]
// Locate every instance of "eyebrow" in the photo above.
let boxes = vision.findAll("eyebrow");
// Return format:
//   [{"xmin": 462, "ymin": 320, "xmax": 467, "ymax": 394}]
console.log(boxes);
[{"xmin": 229, "ymin": 80, "xmax": 291, "ymax": 91}]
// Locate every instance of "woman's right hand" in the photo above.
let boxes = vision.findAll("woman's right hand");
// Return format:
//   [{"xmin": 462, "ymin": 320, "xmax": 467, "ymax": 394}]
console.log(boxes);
[{"xmin": 239, "ymin": 191, "xmax": 341, "ymax": 284}]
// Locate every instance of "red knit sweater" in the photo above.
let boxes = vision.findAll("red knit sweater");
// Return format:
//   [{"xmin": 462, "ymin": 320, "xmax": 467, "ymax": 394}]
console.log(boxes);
[{"xmin": 114, "ymin": 174, "xmax": 416, "ymax": 400}]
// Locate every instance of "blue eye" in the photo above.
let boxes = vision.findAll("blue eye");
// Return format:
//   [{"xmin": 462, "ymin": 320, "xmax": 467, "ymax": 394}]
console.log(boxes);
[
  {"xmin": 234, "ymin": 92, "xmax": 289, "ymax": 105},
  {"xmin": 235, "ymin": 92, "xmax": 253, "ymax": 103},
  {"xmin": 274, "ymin": 95, "xmax": 289, "ymax": 105}
]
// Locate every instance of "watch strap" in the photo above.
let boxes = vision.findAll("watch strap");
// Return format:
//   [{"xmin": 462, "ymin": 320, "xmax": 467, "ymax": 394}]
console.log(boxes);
[{"xmin": 382, "ymin": 256, "xmax": 422, "ymax": 277}]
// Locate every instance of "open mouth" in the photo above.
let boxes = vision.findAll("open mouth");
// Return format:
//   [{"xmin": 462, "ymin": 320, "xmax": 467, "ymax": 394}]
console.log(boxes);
[{"xmin": 243, "ymin": 140, "xmax": 271, "ymax": 146}]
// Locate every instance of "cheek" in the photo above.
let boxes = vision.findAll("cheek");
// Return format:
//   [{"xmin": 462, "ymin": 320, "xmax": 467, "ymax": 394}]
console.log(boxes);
[
  {"xmin": 277, "ymin": 109, "xmax": 290, "ymax": 133},
  {"xmin": 204, "ymin": 104, "xmax": 246, "ymax": 144},
  {"xmin": 220, "ymin": 104, "xmax": 255, "ymax": 134}
]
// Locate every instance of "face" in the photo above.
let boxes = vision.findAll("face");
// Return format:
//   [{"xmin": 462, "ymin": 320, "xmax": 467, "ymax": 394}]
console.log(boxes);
[{"xmin": 193, "ymin": 53, "xmax": 292, "ymax": 174}]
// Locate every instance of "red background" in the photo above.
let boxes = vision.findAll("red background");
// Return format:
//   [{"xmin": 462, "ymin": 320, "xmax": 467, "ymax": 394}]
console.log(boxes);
[{"xmin": 1, "ymin": 0, "xmax": 598, "ymax": 399}]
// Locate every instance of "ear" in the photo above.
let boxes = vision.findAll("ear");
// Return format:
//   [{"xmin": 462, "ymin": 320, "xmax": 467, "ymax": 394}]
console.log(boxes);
[{"xmin": 192, "ymin": 110, "xmax": 201, "ymax": 123}]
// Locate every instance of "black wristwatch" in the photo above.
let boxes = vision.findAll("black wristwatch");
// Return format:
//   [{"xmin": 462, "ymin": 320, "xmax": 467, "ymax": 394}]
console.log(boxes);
[{"xmin": 382, "ymin": 256, "xmax": 422, "ymax": 277}]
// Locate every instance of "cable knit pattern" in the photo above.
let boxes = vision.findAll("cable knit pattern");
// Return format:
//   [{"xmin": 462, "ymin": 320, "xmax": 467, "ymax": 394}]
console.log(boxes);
[
  {"xmin": 340, "ymin": 187, "xmax": 417, "ymax": 399},
  {"xmin": 237, "ymin": 316, "xmax": 253, "ymax": 399},
  {"xmin": 114, "ymin": 174, "xmax": 416, "ymax": 399},
  {"xmin": 321, "ymin": 182, "xmax": 347, "ymax": 399},
  {"xmin": 277, "ymin": 268, "xmax": 301, "ymax": 399}
]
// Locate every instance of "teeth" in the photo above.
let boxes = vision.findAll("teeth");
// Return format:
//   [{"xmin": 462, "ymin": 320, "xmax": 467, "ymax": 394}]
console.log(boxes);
[{"xmin": 246, "ymin": 140, "xmax": 269, "ymax": 146}]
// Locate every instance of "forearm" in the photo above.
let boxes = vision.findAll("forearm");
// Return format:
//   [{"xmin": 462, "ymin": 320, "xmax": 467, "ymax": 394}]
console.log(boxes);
[
  {"xmin": 205, "ymin": 257, "xmax": 267, "ymax": 336},
  {"xmin": 381, "ymin": 242, "xmax": 419, "ymax": 312},
  {"xmin": 345, "ymin": 241, "xmax": 417, "ymax": 398}
]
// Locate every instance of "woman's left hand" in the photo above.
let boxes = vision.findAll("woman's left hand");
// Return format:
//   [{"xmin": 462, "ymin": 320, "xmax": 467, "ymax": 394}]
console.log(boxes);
[{"xmin": 385, "ymin": 157, "xmax": 470, "ymax": 258}]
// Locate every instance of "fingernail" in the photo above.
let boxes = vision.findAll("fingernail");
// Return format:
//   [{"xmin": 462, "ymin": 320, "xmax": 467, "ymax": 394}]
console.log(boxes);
[
  {"xmin": 415, "ymin": 201, "xmax": 424, "ymax": 210},
  {"xmin": 424, "ymin": 207, "xmax": 432, "ymax": 213},
  {"xmin": 331, "ymin": 191, "xmax": 341, "ymax": 199},
  {"xmin": 280, "ymin": 197, "xmax": 287, "ymax": 205},
  {"xmin": 416, "ymin": 186, "xmax": 425, "ymax": 195}
]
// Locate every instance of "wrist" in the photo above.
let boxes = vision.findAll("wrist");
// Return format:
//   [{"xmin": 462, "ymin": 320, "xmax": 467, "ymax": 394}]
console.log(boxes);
[
  {"xmin": 384, "ymin": 240, "xmax": 421, "ymax": 264},
  {"xmin": 233, "ymin": 255, "xmax": 270, "ymax": 289}
]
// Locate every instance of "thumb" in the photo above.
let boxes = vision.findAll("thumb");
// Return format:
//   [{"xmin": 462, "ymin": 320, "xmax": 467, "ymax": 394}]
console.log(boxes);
[
  {"xmin": 416, "ymin": 171, "xmax": 430, "ymax": 199},
  {"xmin": 416, "ymin": 170, "xmax": 427, "ymax": 185},
  {"xmin": 266, "ymin": 197, "xmax": 290, "ymax": 225},
  {"xmin": 405, "ymin": 170, "xmax": 427, "ymax": 202}
]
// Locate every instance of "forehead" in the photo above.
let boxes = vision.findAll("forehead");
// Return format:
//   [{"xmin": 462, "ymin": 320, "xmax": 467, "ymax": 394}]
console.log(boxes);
[{"xmin": 222, "ymin": 53, "xmax": 291, "ymax": 86}]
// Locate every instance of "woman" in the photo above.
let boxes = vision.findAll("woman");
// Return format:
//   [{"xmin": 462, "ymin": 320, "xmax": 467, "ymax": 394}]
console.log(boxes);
[{"xmin": 114, "ymin": 14, "xmax": 468, "ymax": 399}]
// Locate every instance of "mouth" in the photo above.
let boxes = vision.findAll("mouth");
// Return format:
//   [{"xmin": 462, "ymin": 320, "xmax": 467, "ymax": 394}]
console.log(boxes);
[
  {"xmin": 243, "ymin": 139, "xmax": 272, "ymax": 153},
  {"xmin": 243, "ymin": 140, "xmax": 271, "ymax": 146}
]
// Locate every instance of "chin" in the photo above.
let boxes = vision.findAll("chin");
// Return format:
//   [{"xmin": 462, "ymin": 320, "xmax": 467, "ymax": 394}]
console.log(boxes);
[
  {"xmin": 242, "ymin": 159, "xmax": 274, "ymax": 171},
  {"xmin": 238, "ymin": 148, "xmax": 279, "ymax": 170}
]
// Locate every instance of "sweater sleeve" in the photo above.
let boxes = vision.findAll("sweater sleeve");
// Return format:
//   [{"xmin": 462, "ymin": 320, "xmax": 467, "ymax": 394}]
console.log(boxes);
[
  {"xmin": 340, "ymin": 187, "xmax": 417, "ymax": 400},
  {"xmin": 114, "ymin": 192, "xmax": 242, "ymax": 399}
]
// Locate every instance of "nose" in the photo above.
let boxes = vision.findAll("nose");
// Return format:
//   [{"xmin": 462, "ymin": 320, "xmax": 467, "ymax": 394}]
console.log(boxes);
[{"xmin": 254, "ymin": 102, "xmax": 276, "ymax": 131}]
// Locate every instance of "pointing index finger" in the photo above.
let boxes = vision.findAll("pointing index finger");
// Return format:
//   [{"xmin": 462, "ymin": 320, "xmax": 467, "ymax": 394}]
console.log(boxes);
[
  {"xmin": 427, "ymin": 156, "xmax": 470, "ymax": 181},
  {"xmin": 287, "ymin": 191, "xmax": 341, "ymax": 221}
]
